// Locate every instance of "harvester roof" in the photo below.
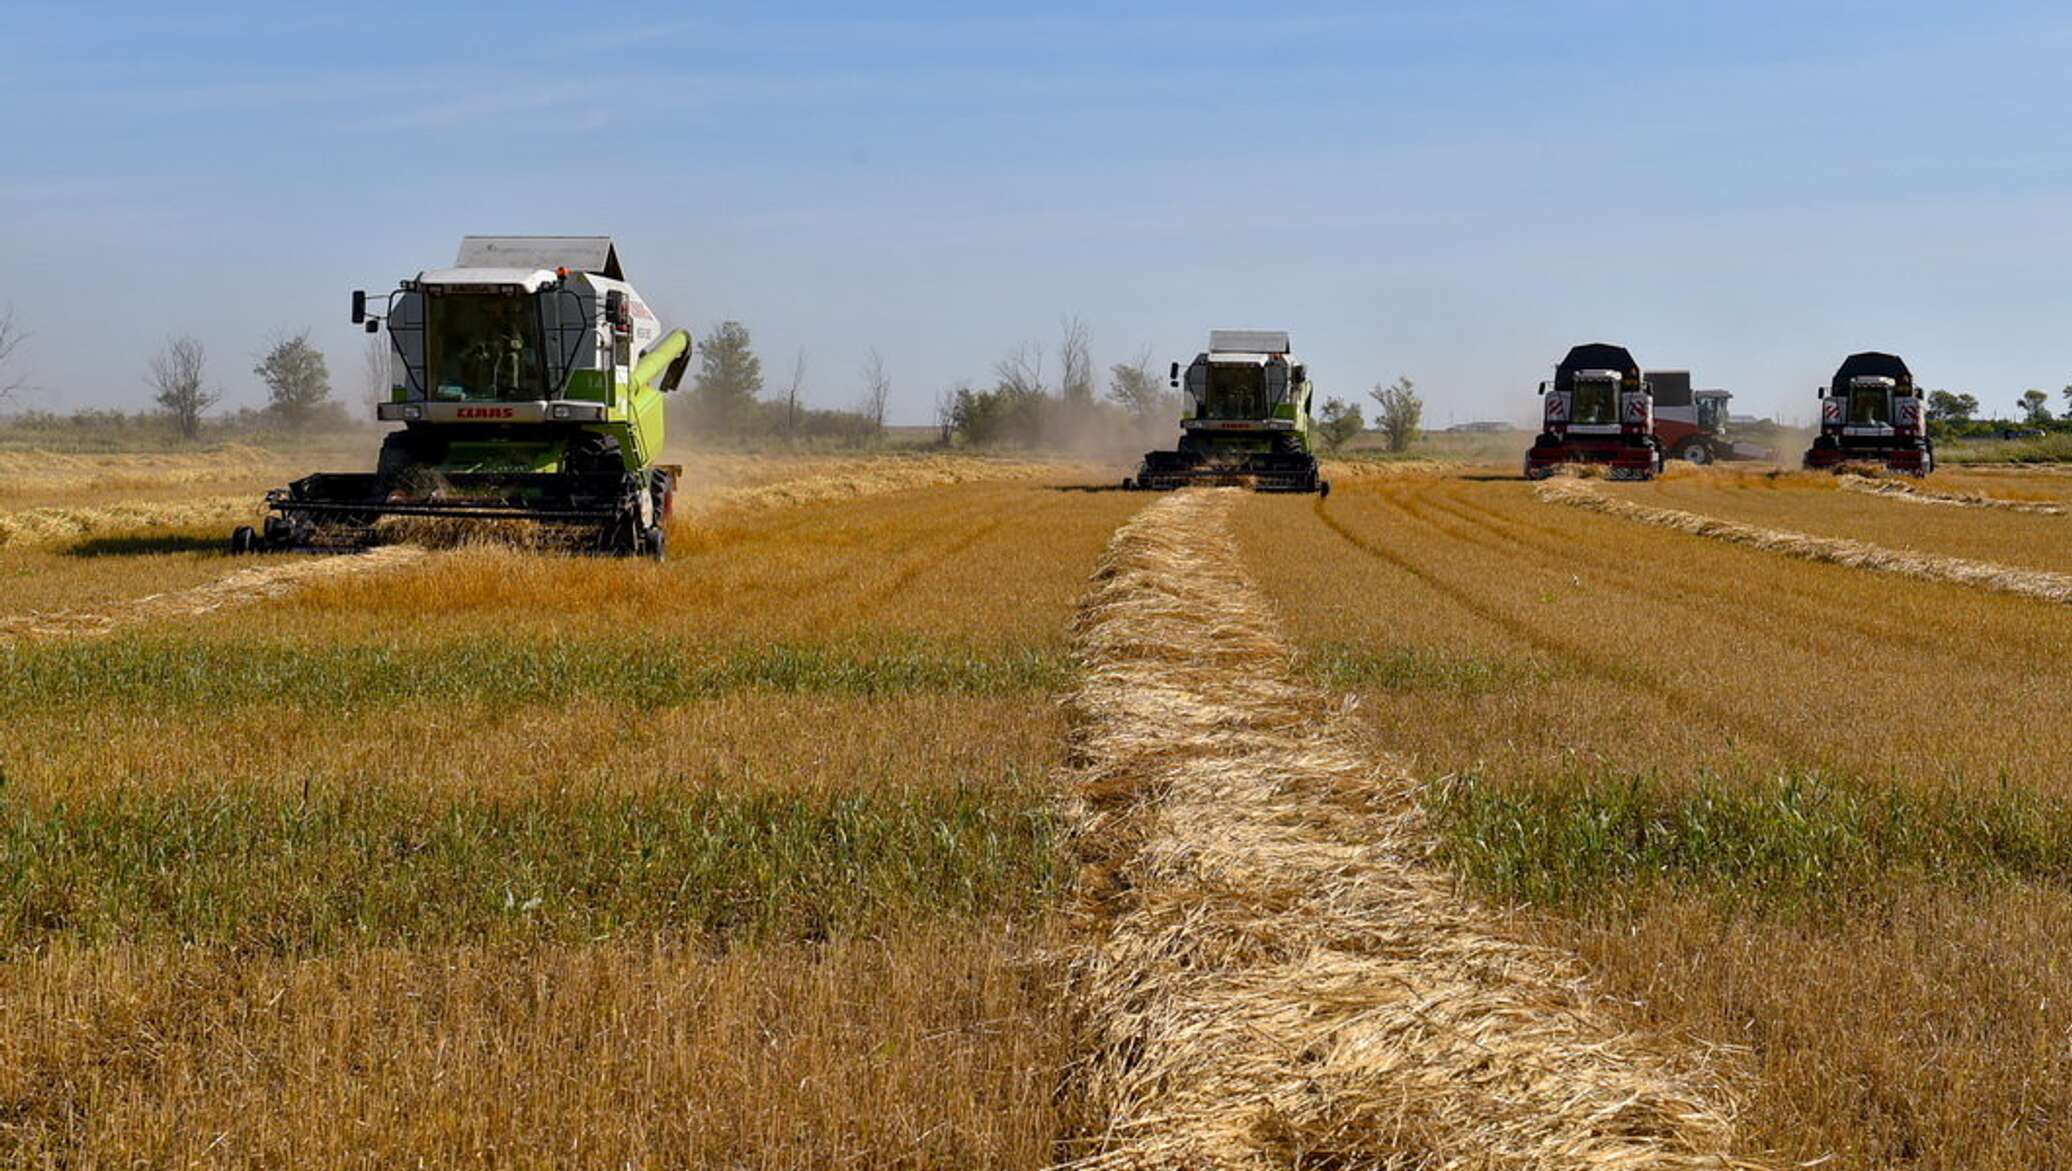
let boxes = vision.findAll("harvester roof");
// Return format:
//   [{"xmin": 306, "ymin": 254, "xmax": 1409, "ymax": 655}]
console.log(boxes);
[
  {"xmin": 1832, "ymin": 352, "xmax": 1912, "ymax": 392},
  {"xmin": 1555, "ymin": 343, "xmax": 1640, "ymax": 392},
  {"xmin": 1208, "ymin": 329, "xmax": 1291, "ymax": 355},
  {"xmin": 456, "ymin": 236, "xmax": 624, "ymax": 281}
]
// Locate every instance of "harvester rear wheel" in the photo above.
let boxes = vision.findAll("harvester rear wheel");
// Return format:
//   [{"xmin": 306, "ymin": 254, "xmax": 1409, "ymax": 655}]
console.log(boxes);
[
  {"xmin": 230, "ymin": 526, "xmax": 259, "ymax": 555},
  {"xmin": 644, "ymin": 526, "xmax": 667, "ymax": 562}
]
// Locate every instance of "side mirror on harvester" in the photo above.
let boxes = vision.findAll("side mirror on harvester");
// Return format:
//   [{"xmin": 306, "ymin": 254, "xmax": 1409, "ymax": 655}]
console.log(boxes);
[
  {"xmin": 605, "ymin": 291, "xmax": 630, "ymax": 333},
  {"xmin": 350, "ymin": 290, "xmax": 366, "ymax": 325},
  {"xmin": 1169, "ymin": 360, "xmax": 1180, "ymax": 389},
  {"xmin": 1292, "ymin": 364, "xmax": 1307, "ymax": 384}
]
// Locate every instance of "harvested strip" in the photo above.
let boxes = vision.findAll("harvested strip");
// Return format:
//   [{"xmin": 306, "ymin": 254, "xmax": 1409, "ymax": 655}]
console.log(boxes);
[
  {"xmin": 1060, "ymin": 489, "xmax": 1748, "ymax": 1169},
  {"xmin": 1540, "ymin": 477, "xmax": 2072, "ymax": 606},
  {"xmin": 692, "ymin": 454, "xmax": 1066, "ymax": 516},
  {"xmin": 0, "ymin": 495, "xmax": 258, "ymax": 548},
  {"xmin": 1838, "ymin": 474, "xmax": 2064, "ymax": 515},
  {"xmin": 0, "ymin": 546, "xmax": 425, "ymax": 639}
]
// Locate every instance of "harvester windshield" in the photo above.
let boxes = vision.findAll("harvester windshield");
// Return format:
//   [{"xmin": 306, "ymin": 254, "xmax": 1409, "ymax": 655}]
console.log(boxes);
[
  {"xmin": 1847, "ymin": 379, "xmax": 1894, "ymax": 426},
  {"xmin": 1571, "ymin": 376, "xmax": 1619, "ymax": 425},
  {"xmin": 1203, "ymin": 364, "xmax": 1271, "ymax": 420},
  {"xmin": 1697, "ymin": 394, "xmax": 1727, "ymax": 435},
  {"xmin": 430, "ymin": 294, "xmax": 545, "ymax": 401}
]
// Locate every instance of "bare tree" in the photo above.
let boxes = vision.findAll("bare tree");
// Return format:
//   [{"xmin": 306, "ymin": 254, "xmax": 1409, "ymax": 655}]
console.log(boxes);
[
  {"xmin": 934, "ymin": 385, "xmax": 961, "ymax": 446},
  {"xmin": 1058, "ymin": 315, "xmax": 1094, "ymax": 406},
  {"xmin": 0, "ymin": 303, "xmax": 29, "ymax": 401},
  {"xmin": 148, "ymin": 336, "xmax": 219, "ymax": 441},
  {"xmin": 785, "ymin": 348, "xmax": 808, "ymax": 436},
  {"xmin": 860, "ymin": 348, "xmax": 890, "ymax": 430},
  {"xmin": 993, "ymin": 342, "xmax": 1046, "ymax": 397},
  {"xmin": 362, "ymin": 333, "xmax": 391, "ymax": 414}
]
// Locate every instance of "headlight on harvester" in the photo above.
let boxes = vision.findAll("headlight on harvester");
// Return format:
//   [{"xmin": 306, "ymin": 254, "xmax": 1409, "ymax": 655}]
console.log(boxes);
[
  {"xmin": 402, "ymin": 404, "xmax": 422, "ymax": 421},
  {"xmin": 551, "ymin": 404, "xmax": 571, "ymax": 420}
]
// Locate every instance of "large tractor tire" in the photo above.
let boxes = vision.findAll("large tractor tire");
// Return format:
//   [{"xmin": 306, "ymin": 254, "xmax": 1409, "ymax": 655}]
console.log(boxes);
[
  {"xmin": 1678, "ymin": 439, "xmax": 1714, "ymax": 465},
  {"xmin": 564, "ymin": 434, "xmax": 625, "ymax": 476}
]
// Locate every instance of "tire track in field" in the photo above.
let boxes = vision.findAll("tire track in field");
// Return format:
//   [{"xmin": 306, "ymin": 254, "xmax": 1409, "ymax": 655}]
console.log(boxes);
[
  {"xmin": 0, "ymin": 546, "xmax": 427, "ymax": 640},
  {"xmin": 789, "ymin": 487, "xmax": 1048, "ymax": 629},
  {"xmin": 1062, "ymin": 489, "xmax": 1751, "ymax": 1169},
  {"xmin": 1311, "ymin": 491, "xmax": 1801, "ymax": 755},
  {"xmin": 1540, "ymin": 479, "xmax": 2072, "ymax": 608},
  {"xmin": 1408, "ymin": 479, "xmax": 1994, "ymax": 666}
]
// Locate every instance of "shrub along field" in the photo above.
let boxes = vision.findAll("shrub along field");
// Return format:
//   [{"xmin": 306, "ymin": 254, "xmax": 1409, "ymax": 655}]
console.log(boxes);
[
  {"xmin": 0, "ymin": 449, "xmax": 1133, "ymax": 1167},
  {"xmin": 1241, "ymin": 463, "xmax": 2072, "ymax": 1167}
]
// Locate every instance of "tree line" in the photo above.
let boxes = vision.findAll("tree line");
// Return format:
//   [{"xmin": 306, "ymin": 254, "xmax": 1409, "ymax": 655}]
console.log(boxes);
[
  {"xmin": 1925, "ymin": 386, "xmax": 2072, "ymax": 434},
  {"xmin": 0, "ymin": 304, "xmax": 351, "ymax": 442}
]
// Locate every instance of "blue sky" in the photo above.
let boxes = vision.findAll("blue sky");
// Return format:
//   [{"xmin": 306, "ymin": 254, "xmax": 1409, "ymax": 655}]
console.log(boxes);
[{"xmin": 4, "ymin": 0, "xmax": 2069, "ymax": 425}]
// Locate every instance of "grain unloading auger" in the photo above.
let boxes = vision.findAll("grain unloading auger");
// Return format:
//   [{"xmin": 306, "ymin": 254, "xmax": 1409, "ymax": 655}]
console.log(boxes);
[
  {"xmin": 233, "ymin": 237, "xmax": 692, "ymax": 559},
  {"xmin": 1124, "ymin": 330, "xmax": 1329, "ymax": 494}
]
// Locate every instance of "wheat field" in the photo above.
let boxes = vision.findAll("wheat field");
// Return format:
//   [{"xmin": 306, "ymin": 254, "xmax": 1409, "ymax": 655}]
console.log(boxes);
[{"xmin": 4, "ymin": 445, "xmax": 2071, "ymax": 1167}]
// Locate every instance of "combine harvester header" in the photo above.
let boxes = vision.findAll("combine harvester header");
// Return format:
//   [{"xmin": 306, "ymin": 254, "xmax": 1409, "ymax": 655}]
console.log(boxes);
[{"xmin": 235, "ymin": 236, "xmax": 692, "ymax": 558}]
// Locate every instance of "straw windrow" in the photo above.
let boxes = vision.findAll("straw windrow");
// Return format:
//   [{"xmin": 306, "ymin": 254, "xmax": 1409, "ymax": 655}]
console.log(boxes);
[
  {"xmin": 1539, "ymin": 477, "xmax": 2072, "ymax": 605},
  {"xmin": 1059, "ymin": 489, "xmax": 1750, "ymax": 1169},
  {"xmin": 1837, "ymin": 473, "xmax": 2065, "ymax": 515},
  {"xmin": 0, "ymin": 545, "xmax": 426, "ymax": 639}
]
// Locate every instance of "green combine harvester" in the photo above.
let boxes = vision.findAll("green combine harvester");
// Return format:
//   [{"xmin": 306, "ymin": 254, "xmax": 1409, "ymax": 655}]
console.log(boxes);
[
  {"xmin": 234, "ymin": 236, "xmax": 691, "ymax": 558},
  {"xmin": 1126, "ymin": 329, "xmax": 1329, "ymax": 494}
]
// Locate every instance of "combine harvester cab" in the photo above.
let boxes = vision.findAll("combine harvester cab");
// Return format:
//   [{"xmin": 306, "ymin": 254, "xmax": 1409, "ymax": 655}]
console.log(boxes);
[
  {"xmin": 1648, "ymin": 371, "xmax": 1773, "ymax": 464},
  {"xmin": 234, "ymin": 236, "xmax": 693, "ymax": 558},
  {"xmin": 1523, "ymin": 343, "xmax": 1664, "ymax": 480},
  {"xmin": 1126, "ymin": 329, "xmax": 1329, "ymax": 494},
  {"xmin": 1803, "ymin": 352, "xmax": 1934, "ymax": 476}
]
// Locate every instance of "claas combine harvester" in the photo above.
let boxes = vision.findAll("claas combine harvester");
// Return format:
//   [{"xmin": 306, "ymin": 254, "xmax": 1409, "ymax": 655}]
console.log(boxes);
[
  {"xmin": 1802, "ymin": 352, "xmax": 1935, "ymax": 475},
  {"xmin": 233, "ymin": 236, "xmax": 692, "ymax": 558},
  {"xmin": 1523, "ymin": 343, "xmax": 1665, "ymax": 480},
  {"xmin": 1125, "ymin": 330, "xmax": 1328, "ymax": 493}
]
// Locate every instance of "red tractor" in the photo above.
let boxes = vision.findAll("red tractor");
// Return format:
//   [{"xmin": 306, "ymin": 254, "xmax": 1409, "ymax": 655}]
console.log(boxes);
[
  {"xmin": 1648, "ymin": 370, "xmax": 1772, "ymax": 464},
  {"xmin": 1802, "ymin": 352, "xmax": 1934, "ymax": 475},
  {"xmin": 1523, "ymin": 343, "xmax": 1664, "ymax": 480}
]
